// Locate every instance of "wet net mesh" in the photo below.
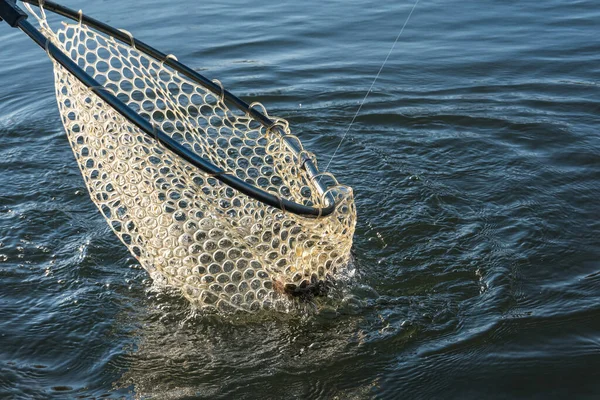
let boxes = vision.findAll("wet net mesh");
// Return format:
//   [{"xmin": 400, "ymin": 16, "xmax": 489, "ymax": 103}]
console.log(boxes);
[{"xmin": 29, "ymin": 7, "xmax": 356, "ymax": 312}]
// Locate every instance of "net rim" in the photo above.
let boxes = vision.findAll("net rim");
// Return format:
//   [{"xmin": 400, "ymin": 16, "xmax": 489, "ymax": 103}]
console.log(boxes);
[{"xmin": 18, "ymin": 0, "xmax": 340, "ymax": 218}]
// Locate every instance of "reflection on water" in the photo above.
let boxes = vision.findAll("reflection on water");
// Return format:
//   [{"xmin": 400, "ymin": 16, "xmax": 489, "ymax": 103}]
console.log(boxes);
[{"xmin": 116, "ymin": 282, "xmax": 378, "ymax": 399}]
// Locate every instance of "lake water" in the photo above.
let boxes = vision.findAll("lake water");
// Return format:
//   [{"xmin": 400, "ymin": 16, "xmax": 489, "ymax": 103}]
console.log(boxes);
[{"xmin": 1, "ymin": 0, "xmax": 599, "ymax": 398}]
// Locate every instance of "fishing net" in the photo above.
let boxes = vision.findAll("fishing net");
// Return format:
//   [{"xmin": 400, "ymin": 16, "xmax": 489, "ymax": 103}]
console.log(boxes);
[{"xmin": 27, "ymin": 5, "xmax": 356, "ymax": 312}]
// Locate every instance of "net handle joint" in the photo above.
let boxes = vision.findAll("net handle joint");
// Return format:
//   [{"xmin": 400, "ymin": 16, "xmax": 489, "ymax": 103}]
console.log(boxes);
[{"xmin": 0, "ymin": 0, "xmax": 27, "ymax": 27}]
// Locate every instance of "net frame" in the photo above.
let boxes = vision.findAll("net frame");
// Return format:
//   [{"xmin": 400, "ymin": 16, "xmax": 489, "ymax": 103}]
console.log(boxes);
[{"xmin": 22, "ymin": 0, "xmax": 337, "ymax": 218}]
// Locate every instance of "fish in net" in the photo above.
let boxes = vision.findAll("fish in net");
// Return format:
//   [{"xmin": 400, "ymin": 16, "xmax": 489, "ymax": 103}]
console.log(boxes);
[{"xmin": 2, "ymin": 0, "xmax": 356, "ymax": 312}]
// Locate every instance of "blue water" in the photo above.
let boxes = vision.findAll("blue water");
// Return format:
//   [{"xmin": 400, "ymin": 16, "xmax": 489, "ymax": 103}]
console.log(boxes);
[{"xmin": 1, "ymin": 0, "xmax": 600, "ymax": 398}]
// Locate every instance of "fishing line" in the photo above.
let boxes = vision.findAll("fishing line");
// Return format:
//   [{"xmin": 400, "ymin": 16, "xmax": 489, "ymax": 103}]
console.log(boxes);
[{"xmin": 324, "ymin": 0, "xmax": 420, "ymax": 172}]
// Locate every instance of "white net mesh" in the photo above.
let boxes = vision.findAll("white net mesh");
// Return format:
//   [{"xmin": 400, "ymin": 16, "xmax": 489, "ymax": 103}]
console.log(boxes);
[{"xmin": 32, "ymin": 9, "xmax": 356, "ymax": 312}]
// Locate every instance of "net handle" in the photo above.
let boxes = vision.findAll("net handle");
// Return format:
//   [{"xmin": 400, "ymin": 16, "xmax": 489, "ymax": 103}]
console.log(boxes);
[{"xmin": 2, "ymin": 0, "xmax": 339, "ymax": 218}]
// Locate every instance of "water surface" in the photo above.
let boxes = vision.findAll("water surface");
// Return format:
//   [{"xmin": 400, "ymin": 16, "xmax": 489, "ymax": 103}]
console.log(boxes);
[{"xmin": 1, "ymin": 0, "xmax": 599, "ymax": 398}]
